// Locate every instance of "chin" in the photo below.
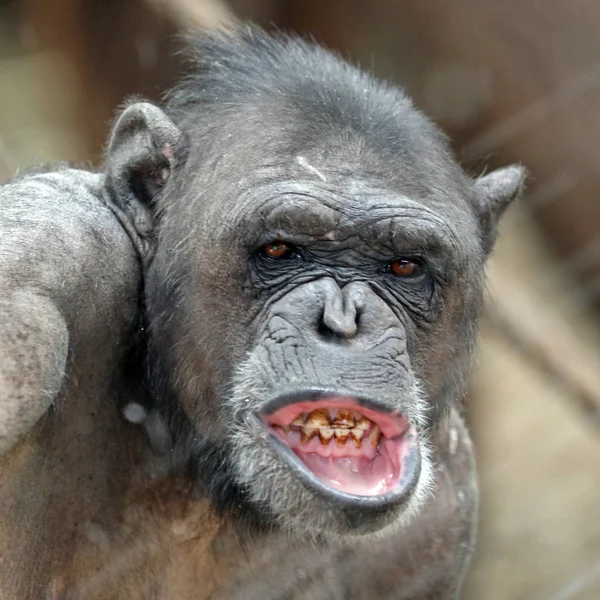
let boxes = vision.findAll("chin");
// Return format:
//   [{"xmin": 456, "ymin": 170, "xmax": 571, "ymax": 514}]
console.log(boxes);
[{"xmin": 228, "ymin": 379, "xmax": 435, "ymax": 539}]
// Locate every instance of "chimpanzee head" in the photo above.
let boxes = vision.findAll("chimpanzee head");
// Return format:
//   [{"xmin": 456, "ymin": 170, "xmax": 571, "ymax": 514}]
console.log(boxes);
[{"xmin": 105, "ymin": 28, "xmax": 524, "ymax": 538}]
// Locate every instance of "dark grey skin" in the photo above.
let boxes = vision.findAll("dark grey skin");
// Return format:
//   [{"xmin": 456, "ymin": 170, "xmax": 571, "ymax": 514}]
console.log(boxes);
[
  {"xmin": 0, "ymin": 166, "xmax": 146, "ymax": 598},
  {"xmin": 0, "ymin": 29, "xmax": 524, "ymax": 599}
]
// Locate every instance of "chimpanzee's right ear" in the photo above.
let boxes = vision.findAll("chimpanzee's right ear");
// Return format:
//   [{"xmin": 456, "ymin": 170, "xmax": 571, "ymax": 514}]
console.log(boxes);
[{"xmin": 104, "ymin": 101, "xmax": 187, "ymax": 259}]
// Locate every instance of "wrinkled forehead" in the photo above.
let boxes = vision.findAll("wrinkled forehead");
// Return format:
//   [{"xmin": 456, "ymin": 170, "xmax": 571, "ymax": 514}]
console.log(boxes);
[
  {"xmin": 223, "ymin": 172, "xmax": 479, "ymax": 258},
  {"xmin": 180, "ymin": 111, "xmax": 480, "ymax": 253}
]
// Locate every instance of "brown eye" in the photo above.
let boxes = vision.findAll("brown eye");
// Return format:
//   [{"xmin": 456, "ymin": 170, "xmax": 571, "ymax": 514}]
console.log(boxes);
[
  {"xmin": 390, "ymin": 258, "xmax": 419, "ymax": 277},
  {"xmin": 263, "ymin": 240, "xmax": 292, "ymax": 258}
]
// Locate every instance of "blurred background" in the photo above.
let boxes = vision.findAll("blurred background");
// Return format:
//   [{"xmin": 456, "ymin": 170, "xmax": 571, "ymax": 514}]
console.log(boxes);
[{"xmin": 1, "ymin": 0, "xmax": 599, "ymax": 598}]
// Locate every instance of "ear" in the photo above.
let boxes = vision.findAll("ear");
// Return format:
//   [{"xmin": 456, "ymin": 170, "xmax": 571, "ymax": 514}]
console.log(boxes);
[
  {"xmin": 471, "ymin": 165, "xmax": 527, "ymax": 255},
  {"xmin": 104, "ymin": 101, "xmax": 187, "ymax": 259}
]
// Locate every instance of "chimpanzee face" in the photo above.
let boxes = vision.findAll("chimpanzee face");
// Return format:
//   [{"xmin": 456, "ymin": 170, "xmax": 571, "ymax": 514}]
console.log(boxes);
[{"xmin": 106, "ymin": 29, "xmax": 524, "ymax": 538}]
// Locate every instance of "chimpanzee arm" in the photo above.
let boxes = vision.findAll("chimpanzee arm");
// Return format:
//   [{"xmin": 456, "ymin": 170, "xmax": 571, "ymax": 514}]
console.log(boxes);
[{"xmin": 0, "ymin": 165, "xmax": 140, "ymax": 453}]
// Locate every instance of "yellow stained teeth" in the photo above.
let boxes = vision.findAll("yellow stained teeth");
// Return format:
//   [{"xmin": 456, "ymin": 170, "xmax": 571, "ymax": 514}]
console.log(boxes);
[
  {"xmin": 332, "ymin": 409, "xmax": 355, "ymax": 429},
  {"xmin": 291, "ymin": 413, "xmax": 307, "ymax": 426},
  {"xmin": 334, "ymin": 429, "xmax": 350, "ymax": 446},
  {"xmin": 355, "ymin": 416, "xmax": 371, "ymax": 430},
  {"xmin": 284, "ymin": 408, "xmax": 381, "ymax": 449},
  {"xmin": 349, "ymin": 428, "xmax": 365, "ymax": 448},
  {"xmin": 369, "ymin": 424, "xmax": 382, "ymax": 448},
  {"xmin": 305, "ymin": 408, "xmax": 330, "ymax": 428},
  {"xmin": 318, "ymin": 428, "xmax": 334, "ymax": 445},
  {"xmin": 300, "ymin": 429, "xmax": 317, "ymax": 445}
]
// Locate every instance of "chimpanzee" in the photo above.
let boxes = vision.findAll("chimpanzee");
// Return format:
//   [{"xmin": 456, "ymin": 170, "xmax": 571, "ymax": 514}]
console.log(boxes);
[{"xmin": 0, "ymin": 27, "xmax": 524, "ymax": 599}]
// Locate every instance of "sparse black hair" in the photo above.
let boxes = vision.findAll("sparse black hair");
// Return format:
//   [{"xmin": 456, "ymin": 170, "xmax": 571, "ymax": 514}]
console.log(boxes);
[{"xmin": 164, "ymin": 26, "xmax": 457, "ymax": 168}]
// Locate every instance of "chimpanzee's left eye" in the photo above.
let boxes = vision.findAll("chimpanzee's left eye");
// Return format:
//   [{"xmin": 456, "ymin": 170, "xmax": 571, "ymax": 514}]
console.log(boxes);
[
  {"xmin": 390, "ymin": 258, "xmax": 422, "ymax": 277},
  {"xmin": 261, "ymin": 240, "xmax": 300, "ymax": 259}
]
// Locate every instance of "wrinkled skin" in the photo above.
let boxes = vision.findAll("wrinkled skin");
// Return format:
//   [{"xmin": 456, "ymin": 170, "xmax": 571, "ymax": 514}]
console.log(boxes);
[
  {"xmin": 0, "ymin": 29, "xmax": 524, "ymax": 599},
  {"xmin": 0, "ymin": 166, "xmax": 147, "ymax": 598}
]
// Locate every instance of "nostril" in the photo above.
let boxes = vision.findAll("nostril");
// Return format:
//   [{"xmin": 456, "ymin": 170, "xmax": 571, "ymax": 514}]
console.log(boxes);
[
  {"xmin": 354, "ymin": 309, "xmax": 362, "ymax": 331},
  {"xmin": 317, "ymin": 318, "xmax": 342, "ymax": 342},
  {"xmin": 319, "ymin": 308, "xmax": 358, "ymax": 340}
]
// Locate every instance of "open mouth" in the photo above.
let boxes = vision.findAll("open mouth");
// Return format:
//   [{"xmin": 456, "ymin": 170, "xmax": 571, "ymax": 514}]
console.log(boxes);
[{"xmin": 260, "ymin": 395, "xmax": 418, "ymax": 498}]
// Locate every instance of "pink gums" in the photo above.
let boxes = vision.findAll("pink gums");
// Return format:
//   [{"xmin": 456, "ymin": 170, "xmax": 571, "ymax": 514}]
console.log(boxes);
[{"xmin": 265, "ymin": 398, "xmax": 411, "ymax": 497}]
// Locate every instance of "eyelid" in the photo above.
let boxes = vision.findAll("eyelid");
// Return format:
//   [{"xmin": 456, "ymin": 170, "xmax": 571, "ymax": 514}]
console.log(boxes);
[{"xmin": 390, "ymin": 254, "xmax": 424, "ymax": 266}]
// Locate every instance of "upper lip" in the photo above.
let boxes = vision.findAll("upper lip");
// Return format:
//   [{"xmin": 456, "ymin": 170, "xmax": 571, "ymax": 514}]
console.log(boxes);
[{"xmin": 259, "ymin": 387, "xmax": 400, "ymax": 419}]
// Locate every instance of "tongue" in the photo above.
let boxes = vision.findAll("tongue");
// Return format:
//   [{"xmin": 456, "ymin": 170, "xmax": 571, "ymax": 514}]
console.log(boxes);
[{"xmin": 295, "ymin": 441, "xmax": 399, "ymax": 496}]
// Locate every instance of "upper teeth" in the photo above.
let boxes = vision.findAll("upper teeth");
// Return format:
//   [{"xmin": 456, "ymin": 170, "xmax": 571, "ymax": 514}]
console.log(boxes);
[
  {"xmin": 286, "ymin": 408, "xmax": 381, "ymax": 449},
  {"xmin": 332, "ymin": 409, "xmax": 355, "ymax": 428}
]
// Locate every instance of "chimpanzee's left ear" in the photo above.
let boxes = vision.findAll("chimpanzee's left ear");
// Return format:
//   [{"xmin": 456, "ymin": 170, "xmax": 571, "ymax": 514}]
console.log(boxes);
[
  {"xmin": 104, "ymin": 101, "xmax": 187, "ymax": 259},
  {"xmin": 471, "ymin": 165, "xmax": 527, "ymax": 255}
]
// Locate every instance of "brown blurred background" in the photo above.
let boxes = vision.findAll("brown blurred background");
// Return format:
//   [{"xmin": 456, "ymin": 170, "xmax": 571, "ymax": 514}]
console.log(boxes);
[{"xmin": 1, "ymin": 0, "xmax": 599, "ymax": 598}]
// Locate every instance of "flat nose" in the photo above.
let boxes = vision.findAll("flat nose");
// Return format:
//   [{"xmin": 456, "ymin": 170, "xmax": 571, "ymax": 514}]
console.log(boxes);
[{"xmin": 320, "ymin": 281, "xmax": 367, "ymax": 339}]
